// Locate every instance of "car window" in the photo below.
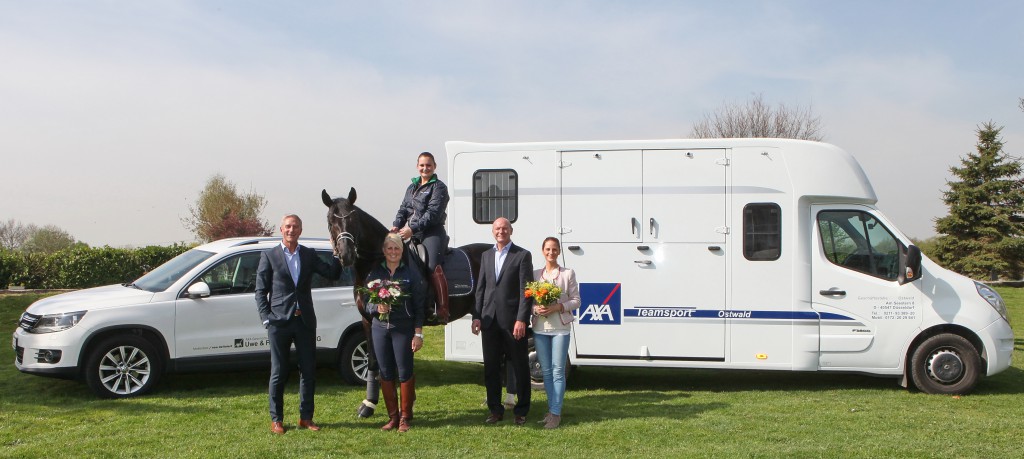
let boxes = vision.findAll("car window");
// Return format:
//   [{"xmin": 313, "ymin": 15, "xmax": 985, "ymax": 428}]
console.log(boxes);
[
  {"xmin": 133, "ymin": 249, "xmax": 215, "ymax": 292},
  {"xmin": 197, "ymin": 252, "xmax": 263, "ymax": 296},
  {"xmin": 311, "ymin": 250, "xmax": 354, "ymax": 289},
  {"xmin": 818, "ymin": 210, "xmax": 903, "ymax": 281}
]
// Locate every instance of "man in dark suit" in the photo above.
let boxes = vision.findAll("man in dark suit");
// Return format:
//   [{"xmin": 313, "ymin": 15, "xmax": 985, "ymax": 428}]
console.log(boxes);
[
  {"xmin": 472, "ymin": 217, "xmax": 533, "ymax": 426},
  {"xmin": 256, "ymin": 214, "xmax": 341, "ymax": 435}
]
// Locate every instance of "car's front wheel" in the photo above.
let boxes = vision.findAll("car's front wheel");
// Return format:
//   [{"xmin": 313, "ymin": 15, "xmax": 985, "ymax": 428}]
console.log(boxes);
[{"xmin": 84, "ymin": 335, "xmax": 163, "ymax": 398}]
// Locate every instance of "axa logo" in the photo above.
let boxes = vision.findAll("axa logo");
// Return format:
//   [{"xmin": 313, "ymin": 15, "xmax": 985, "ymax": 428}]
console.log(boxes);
[{"xmin": 576, "ymin": 283, "xmax": 621, "ymax": 325}]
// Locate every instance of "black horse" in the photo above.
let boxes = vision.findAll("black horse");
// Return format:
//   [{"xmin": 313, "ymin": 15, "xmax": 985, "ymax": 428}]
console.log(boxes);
[{"xmin": 322, "ymin": 187, "xmax": 488, "ymax": 417}]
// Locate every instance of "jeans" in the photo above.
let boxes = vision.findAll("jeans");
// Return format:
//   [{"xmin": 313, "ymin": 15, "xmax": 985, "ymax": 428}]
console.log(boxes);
[{"xmin": 534, "ymin": 332, "xmax": 570, "ymax": 416}]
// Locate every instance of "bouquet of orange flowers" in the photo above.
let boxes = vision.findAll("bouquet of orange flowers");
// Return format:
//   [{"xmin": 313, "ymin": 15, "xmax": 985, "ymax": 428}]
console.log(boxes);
[
  {"xmin": 357, "ymin": 279, "xmax": 405, "ymax": 321},
  {"xmin": 524, "ymin": 280, "xmax": 562, "ymax": 306}
]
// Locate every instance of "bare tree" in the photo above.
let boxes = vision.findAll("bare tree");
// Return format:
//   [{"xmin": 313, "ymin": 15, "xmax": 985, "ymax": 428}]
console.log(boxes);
[
  {"xmin": 690, "ymin": 93, "xmax": 824, "ymax": 141},
  {"xmin": 0, "ymin": 219, "xmax": 36, "ymax": 250}
]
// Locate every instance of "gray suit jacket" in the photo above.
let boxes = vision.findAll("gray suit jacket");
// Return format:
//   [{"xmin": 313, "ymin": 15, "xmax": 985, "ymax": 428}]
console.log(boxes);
[
  {"xmin": 473, "ymin": 243, "xmax": 533, "ymax": 330},
  {"xmin": 255, "ymin": 244, "xmax": 340, "ymax": 330}
]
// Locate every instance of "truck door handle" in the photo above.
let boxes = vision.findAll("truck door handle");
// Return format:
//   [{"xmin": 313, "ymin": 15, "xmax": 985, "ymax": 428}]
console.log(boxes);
[
  {"xmin": 634, "ymin": 260, "xmax": 652, "ymax": 265},
  {"xmin": 631, "ymin": 217, "xmax": 638, "ymax": 235},
  {"xmin": 708, "ymin": 246, "xmax": 722, "ymax": 251},
  {"xmin": 650, "ymin": 218, "xmax": 655, "ymax": 235},
  {"xmin": 819, "ymin": 289, "xmax": 847, "ymax": 297}
]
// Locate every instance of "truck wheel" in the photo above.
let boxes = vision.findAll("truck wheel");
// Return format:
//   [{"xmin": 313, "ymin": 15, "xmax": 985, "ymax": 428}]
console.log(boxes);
[
  {"xmin": 910, "ymin": 333, "xmax": 981, "ymax": 395},
  {"xmin": 339, "ymin": 334, "xmax": 371, "ymax": 385},
  {"xmin": 84, "ymin": 335, "xmax": 163, "ymax": 398}
]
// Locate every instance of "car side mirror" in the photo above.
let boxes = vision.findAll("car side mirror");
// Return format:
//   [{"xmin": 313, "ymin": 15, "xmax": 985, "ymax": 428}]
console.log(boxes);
[
  {"xmin": 898, "ymin": 245, "xmax": 923, "ymax": 285},
  {"xmin": 185, "ymin": 282, "xmax": 211, "ymax": 299}
]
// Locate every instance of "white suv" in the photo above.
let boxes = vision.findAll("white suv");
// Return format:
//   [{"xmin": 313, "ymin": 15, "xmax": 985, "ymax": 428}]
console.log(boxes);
[{"xmin": 12, "ymin": 237, "xmax": 370, "ymax": 398}]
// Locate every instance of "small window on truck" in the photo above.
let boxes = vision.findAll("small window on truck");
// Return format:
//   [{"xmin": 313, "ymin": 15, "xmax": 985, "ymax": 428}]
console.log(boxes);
[
  {"xmin": 743, "ymin": 203, "xmax": 781, "ymax": 261},
  {"xmin": 817, "ymin": 210, "xmax": 904, "ymax": 281},
  {"xmin": 473, "ymin": 169, "xmax": 518, "ymax": 223}
]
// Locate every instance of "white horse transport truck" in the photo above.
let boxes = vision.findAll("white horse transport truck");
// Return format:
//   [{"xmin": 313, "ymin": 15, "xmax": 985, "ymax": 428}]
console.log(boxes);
[{"xmin": 443, "ymin": 138, "xmax": 1014, "ymax": 394}]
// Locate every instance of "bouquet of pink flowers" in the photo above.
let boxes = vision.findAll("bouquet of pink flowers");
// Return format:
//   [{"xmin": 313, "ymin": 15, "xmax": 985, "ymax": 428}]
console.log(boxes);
[
  {"xmin": 524, "ymin": 280, "xmax": 562, "ymax": 306},
  {"xmin": 357, "ymin": 278, "xmax": 405, "ymax": 321}
]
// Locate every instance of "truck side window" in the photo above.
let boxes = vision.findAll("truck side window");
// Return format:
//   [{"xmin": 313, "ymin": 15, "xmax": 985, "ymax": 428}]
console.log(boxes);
[
  {"xmin": 818, "ymin": 210, "xmax": 903, "ymax": 281},
  {"xmin": 473, "ymin": 169, "xmax": 518, "ymax": 223},
  {"xmin": 743, "ymin": 203, "xmax": 781, "ymax": 261}
]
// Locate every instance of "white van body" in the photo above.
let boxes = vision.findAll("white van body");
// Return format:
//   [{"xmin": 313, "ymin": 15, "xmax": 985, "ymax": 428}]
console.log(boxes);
[{"xmin": 443, "ymin": 138, "xmax": 1014, "ymax": 394}]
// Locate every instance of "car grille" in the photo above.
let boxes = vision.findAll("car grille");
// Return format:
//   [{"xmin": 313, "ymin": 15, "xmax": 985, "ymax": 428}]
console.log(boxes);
[
  {"xmin": 15, "ymin": 345, "xmax": 24, "ymax": 364},
  {"xmin": 18, "ymin": 312, "xmax": 39, "ymax": 332}
]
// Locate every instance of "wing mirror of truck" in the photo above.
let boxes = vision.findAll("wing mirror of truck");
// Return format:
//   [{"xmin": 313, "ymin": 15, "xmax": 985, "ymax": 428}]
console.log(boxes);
[
  {"xmin": 185, "ymin": 281, "xmax": 211, "ymax": 299},
  {"xmin": 898, "ymin": 245, "xmax": 923, "ymax": 285}
]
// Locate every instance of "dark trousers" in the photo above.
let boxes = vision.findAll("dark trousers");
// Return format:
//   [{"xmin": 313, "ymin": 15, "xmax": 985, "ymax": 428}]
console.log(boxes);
[
  {"xmin": 268, "ymin": 317, "xmax": 316, "ymax": 422},
  {"xmin": 371, "ymin": 318, "xmax": 415, "ymax": 382},
  {"xmin": 417, "ymin": 227, "xmax": 446, "ymax": 272},
  {"xmin": 482, "ymin": 325, "xmax": 530, "ymax": 416}
]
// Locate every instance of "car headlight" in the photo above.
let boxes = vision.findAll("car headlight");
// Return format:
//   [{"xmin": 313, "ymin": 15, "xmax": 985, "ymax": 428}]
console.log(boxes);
[
  {"xmin": 974, "ymin": 282, "xmax": 1009, "ymax": 322},
  {"xmin": 29, "ymin": 311, "xmax": 87, "ymax": 334}
]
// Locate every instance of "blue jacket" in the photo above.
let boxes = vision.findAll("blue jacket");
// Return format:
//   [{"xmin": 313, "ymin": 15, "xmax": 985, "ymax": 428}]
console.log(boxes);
[
  {"xmin": 364, "ymin": 259, "xmax": 427, "ymax": 328},
  {"xmin": 393, "ymin": 175, "xmax": 449, "ymax": 238}
]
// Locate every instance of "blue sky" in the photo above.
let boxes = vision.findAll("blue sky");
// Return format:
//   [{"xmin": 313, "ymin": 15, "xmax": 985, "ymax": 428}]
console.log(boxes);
[{"xmin": 2, "ymin": 1, "xmax": 1023, "ymax": 246}]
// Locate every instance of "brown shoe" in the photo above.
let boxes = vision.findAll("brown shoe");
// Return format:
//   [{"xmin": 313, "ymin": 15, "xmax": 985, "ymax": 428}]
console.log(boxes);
[
  {"xmin": 298, "ymin": 419, "xmax": 320, "ymax": 431},
  {"xmin": 544, "ymin": 414, "xmax": 561, "ymax": 429},
  {"xmin": 270, "ymin": 421, "xmax": 285, "ymax": 435},
  {"xmin": 514, "ymin": 415, "xmax": 527, "ymax": 426},
  {"xmin": 484, "ymin": 413, "xmax": 503, "ymax": 424}
]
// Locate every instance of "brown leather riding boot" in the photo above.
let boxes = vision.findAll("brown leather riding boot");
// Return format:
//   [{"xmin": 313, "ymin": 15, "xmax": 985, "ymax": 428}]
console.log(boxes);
[
  {"xmin": 432, "ymin": 266, "xmax": 449, "ymax": 323},
  {"xmin": 398, "ymin": 376, "xmax": 416, "ymax": 432},
  {"xmin": 380, "ymin": 379, "xmax": 400, "ymax": 431}
]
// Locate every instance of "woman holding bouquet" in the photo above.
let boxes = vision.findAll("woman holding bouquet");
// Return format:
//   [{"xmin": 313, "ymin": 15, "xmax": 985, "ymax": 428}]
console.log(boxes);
[
  {"xmin": 531, "ymin": 237, "xmax": 581, "ymax": 429},
  {"xmin": 364, "ymin": 233, "xmax": 427, "ymax": 432}
]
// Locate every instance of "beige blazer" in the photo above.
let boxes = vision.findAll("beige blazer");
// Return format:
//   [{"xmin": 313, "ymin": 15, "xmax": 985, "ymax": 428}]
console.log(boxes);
[{"xmin": 530, "ymin": 266, "xmax": 581, "ymax": 333}]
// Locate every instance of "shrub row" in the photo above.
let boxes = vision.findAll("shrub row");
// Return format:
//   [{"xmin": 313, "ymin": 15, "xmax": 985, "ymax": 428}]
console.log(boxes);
[{"xmin": 0, "ymin": 244, "xmax": 192, "ymax": 290}]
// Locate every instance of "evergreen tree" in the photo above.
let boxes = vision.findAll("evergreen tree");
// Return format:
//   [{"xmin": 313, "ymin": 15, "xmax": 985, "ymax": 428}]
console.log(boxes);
[{"xmin": 933, "ymin": 122, "xmax": 1024, "ymax": 279}]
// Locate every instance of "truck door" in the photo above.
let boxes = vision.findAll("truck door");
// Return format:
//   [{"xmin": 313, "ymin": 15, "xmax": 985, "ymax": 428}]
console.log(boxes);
[
  {"xmin": 562, "ymin": 149, "xmax": 728, "ymax": 362},
  {"xmin": 811, "ymin": 206, "xmax": 922, "ymax": 370}
]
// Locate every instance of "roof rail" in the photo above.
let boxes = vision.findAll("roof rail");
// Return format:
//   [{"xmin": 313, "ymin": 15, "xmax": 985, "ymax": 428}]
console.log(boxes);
[{"xmin": 228, "ymin": 236, "xmax": 329, "ymax": 247}]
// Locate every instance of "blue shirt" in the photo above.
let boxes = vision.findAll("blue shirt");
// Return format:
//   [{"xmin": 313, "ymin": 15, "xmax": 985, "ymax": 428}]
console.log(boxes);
[
  {"xmin": 282, "ymin": 243, "xmax": 301, "ymax": 288},
  {"xmin": 494, "ymin": 243, "xmax": 512, "ymax": 279}
]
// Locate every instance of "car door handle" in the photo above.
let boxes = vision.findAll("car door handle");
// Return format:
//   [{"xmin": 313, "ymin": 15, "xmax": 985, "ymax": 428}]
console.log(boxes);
[
  {"xmin": 819, "ymin": 289, "xmax": 847, "ymax": 297},
  {"xmin": 634, "ymin": 260, "xmax": 652, "ymax": 265}
]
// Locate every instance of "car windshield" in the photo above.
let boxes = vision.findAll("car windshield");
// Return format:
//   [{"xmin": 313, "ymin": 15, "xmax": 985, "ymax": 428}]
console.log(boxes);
[{"xmin": 131, "ymin": 249, "xmax": 215, "ymax": 292}]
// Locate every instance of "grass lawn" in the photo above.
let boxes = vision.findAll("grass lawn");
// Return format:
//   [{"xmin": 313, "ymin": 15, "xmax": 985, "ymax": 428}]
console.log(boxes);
[{"xmin": 1, "ymin": 290, "xmax": 1022, "ymax": 458}]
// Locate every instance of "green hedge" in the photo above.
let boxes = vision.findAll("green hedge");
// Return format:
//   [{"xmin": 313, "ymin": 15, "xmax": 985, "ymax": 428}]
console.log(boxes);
[{"xmin": 0, "ymin": 244, "xmax": 192, "ymax": 290}]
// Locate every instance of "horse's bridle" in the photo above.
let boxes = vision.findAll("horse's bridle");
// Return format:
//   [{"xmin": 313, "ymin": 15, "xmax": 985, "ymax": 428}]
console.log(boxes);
[{"xmin": 332, "ymin": 209, "xmax": 359, "ymax": 260}]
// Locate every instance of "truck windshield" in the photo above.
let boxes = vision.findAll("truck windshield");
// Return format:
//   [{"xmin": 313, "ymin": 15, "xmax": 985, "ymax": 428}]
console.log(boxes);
[{"xmin": 131, "ymin": 250, "xmax": 215, "ymax": 292}]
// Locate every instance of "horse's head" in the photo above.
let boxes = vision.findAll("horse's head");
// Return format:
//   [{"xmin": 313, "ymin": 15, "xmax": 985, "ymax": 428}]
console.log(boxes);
[{"xmin": 322, "ymin": 187, "xmax": 359, "ymax": 266}]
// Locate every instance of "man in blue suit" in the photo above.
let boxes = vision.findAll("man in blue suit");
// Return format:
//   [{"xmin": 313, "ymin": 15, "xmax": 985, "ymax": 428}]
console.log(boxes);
[
  {"xmin": 472, "ymin": 217, "xmax": 534, "ymax": 426},
  {"xmin": 256, "ymin": 214, "xmax": 340, "ymax": 435}
]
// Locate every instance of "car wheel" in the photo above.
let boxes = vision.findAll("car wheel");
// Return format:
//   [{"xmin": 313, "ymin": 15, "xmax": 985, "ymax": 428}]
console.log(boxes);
[
  {"xmin": 910, "ymin": 333, "xmax": 981, "ymax": 395},
  {"xmin": 527, "ymin": 336, "xmax": 543, "ymax": 383},
  {"xmin": 339, "ymin": 334, "xmax": 371, "ymax": 385},
  {"xmin": 84, "ymin": 335, "xmax": 163, "ymax": 398}
]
